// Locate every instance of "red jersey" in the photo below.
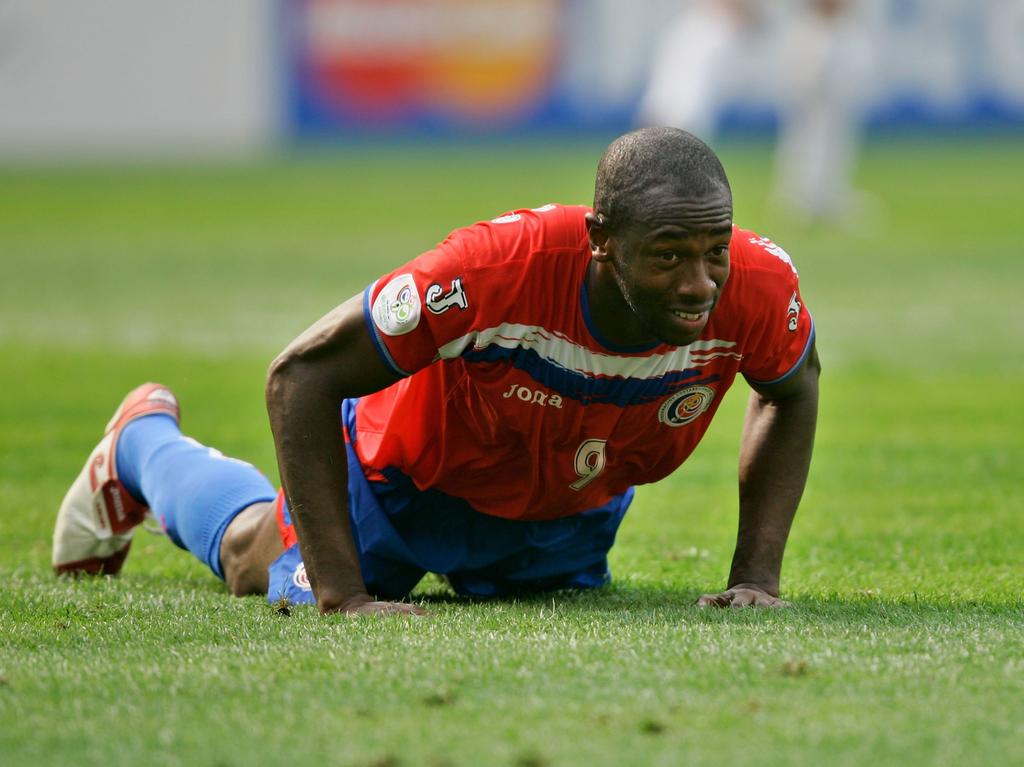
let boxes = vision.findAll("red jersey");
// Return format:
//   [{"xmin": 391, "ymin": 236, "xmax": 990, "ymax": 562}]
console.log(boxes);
[{"xmin": 355, "ymin": 204, "xmax": 813, "ymax": 520}]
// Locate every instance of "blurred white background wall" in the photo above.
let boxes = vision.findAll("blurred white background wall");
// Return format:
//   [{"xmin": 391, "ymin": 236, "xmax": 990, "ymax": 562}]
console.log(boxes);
[{"xmin": 0, "ymin": 0, "xmax": 276, "ymax": 153}]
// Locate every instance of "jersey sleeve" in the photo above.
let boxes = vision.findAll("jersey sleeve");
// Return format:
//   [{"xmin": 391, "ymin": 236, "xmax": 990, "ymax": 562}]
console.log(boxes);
[
  {"xmin": 363, "ymin": 237, "xmax": 471, "ymax": 377},
  {"xmin": 363, "ymin": 205, "xmax": 586, "ymax": 377},
  {"xmin": 362, "ymin": 218, "xmax": 518, "ymax": 377},
  {"xmin": 736, "ymin": 235, "xmax": 816, "ymax": 386}
]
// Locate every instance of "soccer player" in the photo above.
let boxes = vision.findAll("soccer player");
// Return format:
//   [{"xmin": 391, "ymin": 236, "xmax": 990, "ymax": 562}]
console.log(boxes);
[{"xmin": 53, "ymin": 127, "xmax": 820, "ymax": 616}]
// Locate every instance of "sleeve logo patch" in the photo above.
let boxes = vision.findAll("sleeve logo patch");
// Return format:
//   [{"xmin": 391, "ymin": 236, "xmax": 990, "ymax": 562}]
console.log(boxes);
[
  {"xmin": 426, "ymin": 277, "xmax": 469, "ymax": 315},
  {"xmin": 372, "ymin": 273, "xmax": 421, "ymax": 336},
  {"xmin": 787, "ymin": 291, "xmax": 801, "ymax": 332}
]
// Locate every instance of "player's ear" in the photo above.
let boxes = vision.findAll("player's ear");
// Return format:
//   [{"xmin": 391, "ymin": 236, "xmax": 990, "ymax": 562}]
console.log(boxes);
[{"xmin": 585, "ymin": 211, "xmax": 613, "ymax": 263}]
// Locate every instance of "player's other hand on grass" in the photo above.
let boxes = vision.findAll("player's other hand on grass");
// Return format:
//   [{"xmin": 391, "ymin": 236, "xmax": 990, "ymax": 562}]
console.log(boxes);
[
  {"xmin": 696, "ymin": 584, "xmax": 790, "ymax": 608},
  {"xmin": 349, "ymin": 600, "xmax": 427, "ymax": 617},
  {"xmin": 323, "ymin": 594, "xmax": 427, "ymax": 617}
]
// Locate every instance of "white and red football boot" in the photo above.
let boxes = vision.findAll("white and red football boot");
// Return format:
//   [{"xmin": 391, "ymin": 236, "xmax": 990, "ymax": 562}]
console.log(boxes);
[{"xmin": 52, "ymin": 383, "xmax": 180, "ymax": 575}]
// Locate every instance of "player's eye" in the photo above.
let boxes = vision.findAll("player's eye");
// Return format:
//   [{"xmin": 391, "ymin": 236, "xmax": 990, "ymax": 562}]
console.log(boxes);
[{"xmin": 655, "ymin": 251, "xmax": 679, "ymax": 263}]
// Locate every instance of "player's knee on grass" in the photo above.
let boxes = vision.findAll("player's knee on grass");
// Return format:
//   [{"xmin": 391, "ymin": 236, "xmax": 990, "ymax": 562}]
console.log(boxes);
[{"xmin": 219, "ymin": 500, "xmax": 282, "ymax": 597}]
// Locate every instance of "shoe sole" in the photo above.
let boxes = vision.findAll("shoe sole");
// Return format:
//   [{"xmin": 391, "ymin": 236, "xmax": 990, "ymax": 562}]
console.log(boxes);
[{"xmin": 52, "ymin": 383, "xmax": 179, "ymax": 575}]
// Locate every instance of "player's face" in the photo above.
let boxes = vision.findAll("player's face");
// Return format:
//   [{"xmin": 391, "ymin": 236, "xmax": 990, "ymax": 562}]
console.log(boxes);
[{"xmin": 604, "ymin": 192, "xmax": 733, "ymax": 347}]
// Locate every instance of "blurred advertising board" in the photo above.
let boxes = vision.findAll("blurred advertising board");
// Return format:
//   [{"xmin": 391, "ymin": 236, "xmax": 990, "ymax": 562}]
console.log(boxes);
[
  {"xmin": 286, "ymin": 0, "xmax": 564, "ymax": 134},
  {"xmin": 284, "ymin": 0, "xmax": 1024, "ymax": 138}
]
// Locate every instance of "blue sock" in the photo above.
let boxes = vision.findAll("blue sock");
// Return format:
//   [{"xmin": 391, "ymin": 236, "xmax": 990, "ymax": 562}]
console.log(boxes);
[{"xmin": 116, "ymin": 414, "xmax": 277, "ymax": 579}]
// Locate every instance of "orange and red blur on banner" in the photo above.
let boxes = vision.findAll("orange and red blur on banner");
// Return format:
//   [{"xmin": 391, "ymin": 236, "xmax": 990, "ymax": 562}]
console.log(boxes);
[{"xmin": 294, "ymin": 0, "xmax": 562, "ymax": 130}]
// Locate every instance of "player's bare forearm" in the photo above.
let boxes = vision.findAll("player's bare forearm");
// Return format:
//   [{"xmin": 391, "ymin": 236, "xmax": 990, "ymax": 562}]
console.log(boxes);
[
  {"xmin": 266, "ymin": 295, "xmax": 408, "ymax": 614},
  {"xmin": 266, "ymin": 360, "xmax": 367, "ymax": 611},
  {"xmin": 729, "ymin": 345, "xmax": 820, "ymax": 596}
]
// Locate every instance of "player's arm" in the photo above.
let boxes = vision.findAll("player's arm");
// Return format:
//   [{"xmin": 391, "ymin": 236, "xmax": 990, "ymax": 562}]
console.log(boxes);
[
  {"xmin": 698, "ymin": 340, "xmax": 820, "ymax": 608},
  {"xmin": 265, "ymin": 293, "xmax": 423, "ymax": 616}
]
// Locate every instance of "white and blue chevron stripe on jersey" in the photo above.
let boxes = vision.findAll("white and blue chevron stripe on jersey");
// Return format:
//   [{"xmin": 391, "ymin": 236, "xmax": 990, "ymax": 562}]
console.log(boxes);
[{"xmin": 435, "ymin": 323, "xmax": 738, "ymax": 407}]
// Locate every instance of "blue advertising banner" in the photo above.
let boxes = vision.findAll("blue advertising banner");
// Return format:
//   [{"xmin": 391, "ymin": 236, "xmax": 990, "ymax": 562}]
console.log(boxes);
[{"xmin": 283, "ymin": 0, "xmax": 1024, "ymax": 137}]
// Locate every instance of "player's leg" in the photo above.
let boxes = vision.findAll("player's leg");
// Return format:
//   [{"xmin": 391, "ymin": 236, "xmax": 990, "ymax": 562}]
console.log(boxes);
[
  {"xmin": 217, "ymin": 499, "xmax": 284, "ymax": 596},
  {"xmin": 436, "ymin": 489, "xmax": 633, "ymax": 597},
  {"xmin": 53, "ymin": 383, "xmax": 278, "ymax": 590},
  {"xmin": 340, "ymin": 466, "xmax": 634, "ymax": 599}
]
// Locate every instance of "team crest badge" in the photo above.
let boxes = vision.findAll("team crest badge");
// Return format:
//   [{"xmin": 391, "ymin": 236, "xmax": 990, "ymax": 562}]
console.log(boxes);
[
  {"xmin": 292, "ymin": 562, "xmax": 312, "ymax": 591},
  {"xmin": 371, "ymin": 273, "xmax": 421, "ymax": 336},
  {"xmin": 659, "ymin": 385, "xmax": 716, "ymax": 427}
]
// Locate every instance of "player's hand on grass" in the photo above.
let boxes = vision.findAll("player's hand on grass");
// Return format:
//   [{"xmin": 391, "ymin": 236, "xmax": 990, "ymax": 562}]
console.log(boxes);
[
  {"xmin": 348, "ymin": 600, "xmax": 427, "ymax": 617},
  {"xmin": 322, "ymin": 593, "xmax": 427, "ymax": 617},
  {"xmin": 696, "ymin": 584, "xmax": 790, "ymax": 608}
]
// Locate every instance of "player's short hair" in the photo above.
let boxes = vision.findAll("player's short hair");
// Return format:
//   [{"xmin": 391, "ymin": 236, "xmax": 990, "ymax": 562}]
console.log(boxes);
[{"xmin": 593, "ymin": 127, "xmax": 732, "ymax": 233}]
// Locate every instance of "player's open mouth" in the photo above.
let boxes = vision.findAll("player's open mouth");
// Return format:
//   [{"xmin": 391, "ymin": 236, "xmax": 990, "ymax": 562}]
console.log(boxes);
[{"xmin": 672, "ymin": 310, "xmax": 705, "ymax": 322}]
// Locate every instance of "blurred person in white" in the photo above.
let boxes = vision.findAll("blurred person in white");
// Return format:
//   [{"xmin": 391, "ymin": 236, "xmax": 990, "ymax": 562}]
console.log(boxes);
[
  {"xmin": 637, "ymin": 0, "xmax": 764, "ymax": 139},
  {"xmin": 772, "ymin": 0, "xmax": 876, "ymax": 225}
]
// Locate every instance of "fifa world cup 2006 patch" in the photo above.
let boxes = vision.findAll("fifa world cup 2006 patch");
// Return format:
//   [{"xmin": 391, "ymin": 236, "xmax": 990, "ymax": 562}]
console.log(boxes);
[
  {"xmin": 658, "ymin": 385, "xmax": 715, "ymax": 427},
  {"xmin": 372, "ymin": 273, "xmax": 421, "ymax": 336}
]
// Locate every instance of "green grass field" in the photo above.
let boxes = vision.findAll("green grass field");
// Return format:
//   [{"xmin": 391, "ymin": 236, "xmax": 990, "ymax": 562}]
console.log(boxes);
[{"xmin": 1, "ymin": 137, "xmax": 1022, "ymax": 766}]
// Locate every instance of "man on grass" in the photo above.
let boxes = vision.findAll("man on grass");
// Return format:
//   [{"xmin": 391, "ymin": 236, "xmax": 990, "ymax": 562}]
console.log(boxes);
[{"xmin": 53, "ymin": 127, "xmax": 819, "ymax": 615}]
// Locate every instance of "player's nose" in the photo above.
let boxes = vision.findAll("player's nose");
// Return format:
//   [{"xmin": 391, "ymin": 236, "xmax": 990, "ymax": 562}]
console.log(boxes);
[{"xmin": 673, "ymin": 259, "xmax": 717, "ymax": 307}]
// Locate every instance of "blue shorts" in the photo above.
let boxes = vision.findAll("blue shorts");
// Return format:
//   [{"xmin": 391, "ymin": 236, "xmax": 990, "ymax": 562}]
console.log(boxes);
[{"xmin": 267, "ymin": 399, "xmax": 633, "ymax": 605}]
